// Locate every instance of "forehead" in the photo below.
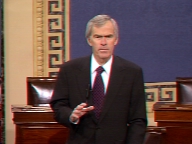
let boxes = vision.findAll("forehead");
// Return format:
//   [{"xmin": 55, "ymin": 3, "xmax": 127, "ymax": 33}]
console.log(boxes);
[{"xmin": 91, "ymin": 21, "xmax": 115, "ymax": 35}]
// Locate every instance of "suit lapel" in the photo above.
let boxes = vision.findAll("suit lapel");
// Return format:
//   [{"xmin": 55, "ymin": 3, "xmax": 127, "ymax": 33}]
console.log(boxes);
[
  {"xmin": 76, "ymin": 56, "xmax": 91, "ymax": 103},
  {"xmin": 75, "ymin": 56, "xmax": 99, "ymax": 123},
  {"xmin": 99, "ymin": 56, "xmax": 126, "ymax": 122}
]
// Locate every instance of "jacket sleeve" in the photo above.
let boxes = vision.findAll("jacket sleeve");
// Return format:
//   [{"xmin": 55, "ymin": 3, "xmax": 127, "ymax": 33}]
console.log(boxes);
[
  {"xmin": 126, "ymin": 68, "xmax": 147, "ymax": 144},
  {"xmin": 49, "ymin": 64, "xmax": 74, "ymax": 128}
]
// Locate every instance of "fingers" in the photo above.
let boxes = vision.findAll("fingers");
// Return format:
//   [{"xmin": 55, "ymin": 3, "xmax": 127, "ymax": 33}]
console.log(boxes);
[
  {"xmin": 82, "ymin": 106, "xmax": 94, "ymax": 112},
  {"xmin": 74, "ymin": 103, "xmax": 94, "ymax": 115},
  {"xmin": 70, "ymin": 103, "xmax": 94, "ymax": 122},
  {"xmin": 75, "ymin": 103, "xmax": 87, "ymax": 111}
]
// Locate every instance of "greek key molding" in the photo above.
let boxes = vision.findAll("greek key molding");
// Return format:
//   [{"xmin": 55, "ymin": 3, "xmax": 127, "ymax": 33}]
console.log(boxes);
[
  {"xmin": 145, "ymin": 82, "xmax": 176, "ymax": 125},
  {"xmin": 145, "ymin": 82, "xmax": 176, "ymax": 113},
  {"xmin": 33, "ymin": 0, "xmax": 70, "ymax": 77}
]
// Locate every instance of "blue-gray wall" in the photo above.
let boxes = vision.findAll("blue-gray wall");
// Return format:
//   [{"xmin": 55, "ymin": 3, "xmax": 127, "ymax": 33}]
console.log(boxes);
[{"xmin": 70, "ymin": 0, "xmax": 192, "ymax": 82}]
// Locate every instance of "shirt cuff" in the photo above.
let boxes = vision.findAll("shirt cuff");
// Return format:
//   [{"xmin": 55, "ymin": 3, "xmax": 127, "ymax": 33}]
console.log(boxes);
[{"xmin": 69, "ymin": 115, "xmax": 79, "ymax": 124}]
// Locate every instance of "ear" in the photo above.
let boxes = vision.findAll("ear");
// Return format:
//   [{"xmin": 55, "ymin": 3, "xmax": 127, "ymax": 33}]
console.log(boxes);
[
  {"xmin": 87, "ymin": 38, "xmax": 92, "ymax": 46},
  {"xmin": 114, "ymin": 38, "xmax": 118, "ymax": 45}
]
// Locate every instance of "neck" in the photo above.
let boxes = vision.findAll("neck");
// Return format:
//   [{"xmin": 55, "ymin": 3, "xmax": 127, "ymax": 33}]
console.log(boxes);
[{"xmin": 96, "ymin": 57, "xmax": 111, "ymax": 65}]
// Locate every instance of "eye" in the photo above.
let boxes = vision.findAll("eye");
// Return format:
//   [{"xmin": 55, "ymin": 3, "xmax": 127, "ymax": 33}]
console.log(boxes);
[
  {"xmin": 94, "ymin": 35, "xmax": 102, "ymax": 39},
  {"xmin": 106, "ymin": 35, "xmax": 113, "ymax": 38}
]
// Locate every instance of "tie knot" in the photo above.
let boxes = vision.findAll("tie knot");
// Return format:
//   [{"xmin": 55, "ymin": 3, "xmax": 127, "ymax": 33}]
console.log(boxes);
[{"xmin": 96, "ymin": 66, "xmax": 104, "ymax": 75}]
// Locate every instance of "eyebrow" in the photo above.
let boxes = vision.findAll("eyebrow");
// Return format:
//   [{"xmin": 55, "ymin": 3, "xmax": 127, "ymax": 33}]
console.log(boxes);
[{"xmin": 93, "ymin": 34, "xmax": 114, "ymax": 38}]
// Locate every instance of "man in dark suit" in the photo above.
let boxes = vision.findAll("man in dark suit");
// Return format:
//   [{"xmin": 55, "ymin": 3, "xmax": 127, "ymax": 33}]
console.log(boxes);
[{"xmin": 50, "ymin": 14, "xmax": 147, "ymax": 144}]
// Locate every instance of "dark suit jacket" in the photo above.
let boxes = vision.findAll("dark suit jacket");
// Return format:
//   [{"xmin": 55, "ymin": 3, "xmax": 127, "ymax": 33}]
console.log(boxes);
[{"xmin": 50, "ymin": 55, "xmax": 147, "ymax": 144}]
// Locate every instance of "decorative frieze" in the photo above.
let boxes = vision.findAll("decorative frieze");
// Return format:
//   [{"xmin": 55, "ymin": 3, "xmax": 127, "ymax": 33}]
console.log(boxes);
[{"xmin": 33, "ymin": 0, "xmax": 69, "ymax": 77}]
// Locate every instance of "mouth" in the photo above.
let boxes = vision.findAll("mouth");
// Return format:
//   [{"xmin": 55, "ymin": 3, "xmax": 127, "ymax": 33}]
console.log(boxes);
[
  {"xmin": 99, "ymin": 49, "xmax": 108, "ymax": 53},
  {"xmin": 99, "ymin": 48, "xmax": 108, "ymax": 51}
]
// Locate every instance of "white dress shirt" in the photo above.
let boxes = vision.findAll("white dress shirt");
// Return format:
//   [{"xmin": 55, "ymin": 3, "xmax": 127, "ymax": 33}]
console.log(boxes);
[{"xmin": 91, "ymin": 54, "xmax": 113, "ymax": 94}]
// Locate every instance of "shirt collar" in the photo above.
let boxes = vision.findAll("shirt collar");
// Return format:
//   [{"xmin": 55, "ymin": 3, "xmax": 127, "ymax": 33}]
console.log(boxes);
[{"xmin": 91, "ymin": 54, "xmax": 113, "ymax": 74}]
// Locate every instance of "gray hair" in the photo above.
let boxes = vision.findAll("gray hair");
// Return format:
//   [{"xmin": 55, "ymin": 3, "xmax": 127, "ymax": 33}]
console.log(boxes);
[{"xmin": 85, "ymin": 15, "xmax": 119, "ymax": 39}]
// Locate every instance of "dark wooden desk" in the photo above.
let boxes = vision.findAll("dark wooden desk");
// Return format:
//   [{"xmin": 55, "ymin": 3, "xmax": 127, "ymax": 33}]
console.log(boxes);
[
  {"xmin": 154, "ymin": 102, "xmax": 192, "ymax": 144},
  {"xmin": 12, "ymin": 105, "xmax": 166, "ymax": 144},
  {"xmin": 12, "ymin": 106, "xmax": 69, "ymax": 144}
]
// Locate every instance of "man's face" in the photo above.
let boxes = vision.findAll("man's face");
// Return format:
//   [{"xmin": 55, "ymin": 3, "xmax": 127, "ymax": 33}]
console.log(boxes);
[{"xmin": 87, "ymin": 21, "xmax": 118, "ymax": 64}]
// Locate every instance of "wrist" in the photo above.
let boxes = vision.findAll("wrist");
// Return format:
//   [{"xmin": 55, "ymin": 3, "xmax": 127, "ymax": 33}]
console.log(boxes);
[{"xmin": 69, "ymin": 115, "xmax": 79, "ymax": 124}]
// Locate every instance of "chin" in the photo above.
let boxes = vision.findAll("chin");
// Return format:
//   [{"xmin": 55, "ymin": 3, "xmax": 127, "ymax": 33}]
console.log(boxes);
[
  {"xmin": 99, "ymin": 53, "xmax": 110, "ymax": 57},
  {"xmin": 100, "ymin": 56, "xmax": 111, "ymax": 60}
]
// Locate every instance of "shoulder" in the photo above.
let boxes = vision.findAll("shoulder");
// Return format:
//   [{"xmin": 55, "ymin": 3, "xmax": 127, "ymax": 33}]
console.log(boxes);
[
  {"xmin": 65, "ymin": 56, "xmax": 90, "ymax": 65},
  {"xmin": 114, "ymin": 55, "xmax": 142, "ymax": 71},
  {"xmin": 59, "ymin": 56, "xmax": 90, "ymax": 70}
]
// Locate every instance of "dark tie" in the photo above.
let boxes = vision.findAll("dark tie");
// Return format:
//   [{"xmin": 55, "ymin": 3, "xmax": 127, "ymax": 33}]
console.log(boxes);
[{"xmin": 92, "ymin": 66, "xmax": 105, "ymax": 119}]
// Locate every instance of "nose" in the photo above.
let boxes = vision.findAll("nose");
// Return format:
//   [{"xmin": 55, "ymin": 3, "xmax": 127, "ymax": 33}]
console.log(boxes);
[{"xmin": 101, "ymin": 37, "xmax": 107, "ymax": 46}]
